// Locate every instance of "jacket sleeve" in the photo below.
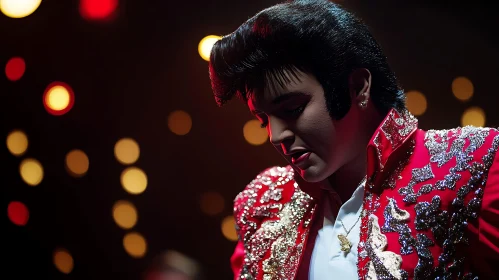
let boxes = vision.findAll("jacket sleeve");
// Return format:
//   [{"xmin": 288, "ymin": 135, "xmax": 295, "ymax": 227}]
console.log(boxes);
[
  {"xmin": 231, "ymin": 241, "xmax": 245, "ymax": 279},
  {"xmin": 469, "ymin": 143, "xmax": 499, "ymax": 278}
]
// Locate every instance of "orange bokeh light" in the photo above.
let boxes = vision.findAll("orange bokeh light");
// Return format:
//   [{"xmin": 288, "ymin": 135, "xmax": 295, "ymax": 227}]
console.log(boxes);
[{"xmin": 43, "ymin": 82, "xmax": 75, "ymax": 116}]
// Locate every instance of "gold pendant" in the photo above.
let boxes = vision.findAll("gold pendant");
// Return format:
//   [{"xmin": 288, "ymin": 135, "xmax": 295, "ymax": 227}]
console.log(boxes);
[{"xmin": 338, "ymin": 234, "xmax": 352, "ymax": 253}]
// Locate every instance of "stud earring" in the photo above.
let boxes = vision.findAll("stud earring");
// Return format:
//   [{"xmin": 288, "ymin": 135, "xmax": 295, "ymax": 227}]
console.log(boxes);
[{"xmin": 359, "ymin": 100, "xmax": 368, "ymax": 108}]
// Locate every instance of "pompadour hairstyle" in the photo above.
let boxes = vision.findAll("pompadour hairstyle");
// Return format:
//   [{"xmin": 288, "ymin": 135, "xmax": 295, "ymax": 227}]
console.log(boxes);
[{"xmin": 208, "ymin": 0, "xmax": 405, "ymax": 119}]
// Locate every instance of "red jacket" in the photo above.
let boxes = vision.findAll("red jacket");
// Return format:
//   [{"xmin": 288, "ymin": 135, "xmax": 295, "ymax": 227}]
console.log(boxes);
[{"xmin": 231, "ymin": 109, "xmax": 499, "ymax": 279}]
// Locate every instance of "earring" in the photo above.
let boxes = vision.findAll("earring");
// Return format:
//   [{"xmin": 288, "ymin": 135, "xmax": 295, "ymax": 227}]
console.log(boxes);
[{"xmin": 359, "ymin": 100, "xmax": 368, "ymax": 108}]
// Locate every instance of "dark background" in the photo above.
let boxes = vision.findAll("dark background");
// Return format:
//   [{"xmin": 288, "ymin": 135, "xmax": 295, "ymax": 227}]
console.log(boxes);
[{"xmin": 1, "ymin": 0, "xmax": 498, "ymax": 279}]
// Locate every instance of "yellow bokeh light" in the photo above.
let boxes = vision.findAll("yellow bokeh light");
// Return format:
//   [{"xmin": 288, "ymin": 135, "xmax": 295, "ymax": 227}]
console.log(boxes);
[
  {"xmin": 114, "ymin": 138, "xmax": 140, "ymax": 165},
  {"xmin": 198, "ymin": 35, "xmax": 222, "ymax": 61},
  {"xmin": 46, "ymin": 85, "xmax": 70, "ymax": 111},
  {"xmin": 200, "ymin": 192, "xmax": 224, "ymax": 216},
  {"xmin": 221, "ymin": 215, "xmax": 238, "ymax": 242},
  {"xmin": 461, "ymin": 106, "xmax": 486, "ymax": 127},
  {"xmin": 65, "ymin": 149, "xmax": 89, "ymax": 177},
  {"xmin": 405, "ymin": 90, "xmax": 427, "ymax": 116},
  {"xmin": 121, "ymin": 167, "xmax": 148, "ymax": 195},
  {"xmin": 6, "ymin": 130, "xmax": 28, "ymax": 156},
  {"xmin": 19, "ymin": 158, "xmax": 43, "ymax": 186},
  {"xmin": 0, "ymin": 0, "xmax": 41, "ymax": 18},
  {"xmin": 53, "ymin": 248, "xmax": 74, "ymax": 274},
  {"xmin": 243, "ymin": 120, "xmax": 268, "ymax": 146},
  {"xmin": 168, "ymin": 110, "xmax": 192, "ymax": 136},
  {"xmin": 112, "ymin": 200, "xmax": 138, "ymax": 229},
  {"xmin": 123, "ymin": 232, "xmax": 147, "ymax": 258},
  {"xmin": 452, "ymin": 76, "xmax": 474, "ymax": 102}
]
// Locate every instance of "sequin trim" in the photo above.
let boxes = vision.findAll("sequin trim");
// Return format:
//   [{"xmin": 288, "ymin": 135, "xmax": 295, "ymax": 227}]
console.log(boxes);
[
  {"xmin": 234, "ymin": 166, "xmax": 316, "ymax": 280},
  {"xmin": 365, "ymin": 214, "xmax": 407, "ymax": 280}
]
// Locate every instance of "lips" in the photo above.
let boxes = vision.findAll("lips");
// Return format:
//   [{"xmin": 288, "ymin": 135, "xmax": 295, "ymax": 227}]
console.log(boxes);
[{"xmin": 290, "ymin": 151, "xmax": 311, "ymax": 165}]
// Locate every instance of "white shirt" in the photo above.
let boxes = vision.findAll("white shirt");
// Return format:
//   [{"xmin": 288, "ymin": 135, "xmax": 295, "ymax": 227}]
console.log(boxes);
[{"xmin": 309, "ymin": 182, "xmax": 365, "ymax": 280}]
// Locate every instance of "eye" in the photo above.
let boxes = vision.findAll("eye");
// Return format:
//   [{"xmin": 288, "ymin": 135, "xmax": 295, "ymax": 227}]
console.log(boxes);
[{"xmin": 283, "ymin": 104, "xmax": 306, "ymax": 117}]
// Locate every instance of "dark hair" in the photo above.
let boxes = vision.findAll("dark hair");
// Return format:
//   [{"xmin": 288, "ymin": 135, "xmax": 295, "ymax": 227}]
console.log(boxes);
[{"xmin": 208, "ymin": 0, "xmax": 405, "ymax": 119}]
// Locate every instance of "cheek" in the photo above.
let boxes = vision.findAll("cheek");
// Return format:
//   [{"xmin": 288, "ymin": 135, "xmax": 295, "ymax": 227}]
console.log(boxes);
[{"xmin": 298, "ymin": 111, "xmax": 337, "ymax": 151}]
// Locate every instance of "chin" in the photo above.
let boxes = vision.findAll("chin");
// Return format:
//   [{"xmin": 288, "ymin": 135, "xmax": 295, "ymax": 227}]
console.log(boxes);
[{"xmin": 297, "ymin": 165, "xmax": 329, "ymax": 183}]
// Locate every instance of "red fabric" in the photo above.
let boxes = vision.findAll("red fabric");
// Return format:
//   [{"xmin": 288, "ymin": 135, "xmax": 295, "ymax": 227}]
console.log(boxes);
[
  {"xmin": 468, "ymin": 148, "xmax": 499, "ymax": 279},
  {"xmin": 231, "ymin": 241, "xmax": 245, "ymax": 279}
]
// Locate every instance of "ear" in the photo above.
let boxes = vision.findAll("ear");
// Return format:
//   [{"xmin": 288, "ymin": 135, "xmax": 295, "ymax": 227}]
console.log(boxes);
[{"xmin": 348, "ymin": 68, "xmax": 372, "ymax": 109}]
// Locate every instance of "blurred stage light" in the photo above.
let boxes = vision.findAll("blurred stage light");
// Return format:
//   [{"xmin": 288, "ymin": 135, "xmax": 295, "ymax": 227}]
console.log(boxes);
[
  {"xmin": 114, "ymin": 138, "xmax": 140, "ymax": 165},
  {"xmin": 53, "ymin": 248, "xmax": 74, "ymax": 274},
  {"xmin": 123, "ymin": 232, "xmax": 147, "ymax": 258},
  {"xmin": 461, "ymin": 106, "xmax": 485, "ymax": 127},
  {"xmin": 65, "ymin": 149, "xmax": 89, "ymax": 177},
  {"xmin": 452, "ymin": 76, "xmax": 474, "ymax": 102},
  {"xmin": 5, "ymin": 57, "xmax": 26, "ymax": 81},
  {"xmin": 200, "ymin": 192, "xmax": 224, "ymax": 216},
  {"xmin": 112, "ymin": 200, "xmax": 138, "ymax": 229},
  {"xmin": 167, "ymin": 110, "xmax": 192, "ymax": 136},
  {"xmin": 0, "ymin": 0, "xmax": 41, "ymax": 18},
  {"xmin": 20, "ymin": 158, "xmax": 43, "ymax": 186},
  {"xmin": 221, "ymin": 215, "xmax": 238, "ymax": 242},
  {"xmin": 79, "ymin": 0, "xmax": 118, "ymax": 21},
  {"xmin": 198, "ymin": 35, "xmax": 222, "ymax": 61},
  {"xmin": 121, "ymin": 167, "xmax": 148, "ymax": 194},
  {"xmin": 405, "ymin": 90, "xmax": 427, "ymax": 116},
  {"xmin": 243, "ymin": 120, "xmax": 268, "ymax": 146},
  {"xmin": 43, "ymin": 82, "xmax": 75, "ymax": 116},
  {"xmin": 6, "ymin": 129, "xmax": 28, "ymax": 156},
  {"xmin": 7, "ymin": 201, "xmax": 29, "ymax": 226}
]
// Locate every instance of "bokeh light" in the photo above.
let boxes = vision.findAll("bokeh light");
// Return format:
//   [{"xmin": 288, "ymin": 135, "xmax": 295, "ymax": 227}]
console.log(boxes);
[
  {"xmin": 221, "ymin": 215, "xmax": 238, "ymax": 242},
  {"xmin": 5, "ymin": 57, "xmax": 26, "ymax": 81},
  {"xmin": 461, "ymin": 106, "xmax": 486, "ymax": 127},
  {"xmin": 243, "ymin": 120, "xmax": 268, "ymax": 146},
  {"xmin": 43, "ymin": 82, "xmax": 75, "ymax": 116},
  {"xmin": 123, "ymin": 232, "xmax": 147, "ymax": 258},
  {"xmin": 452, "ymin": 76, "xmax": 474, "ymax": 102},
  {"xmin": 198, "ymin": 35, "xmax": 222, "ymax": 61},
  {"xmin": 65, "ymin": 149, "xmax": 89, "ymax": 177},
  {"xmin": 19, "ymin": 158, "xmax": 43, "ymax": 186},
  {"xmin": 405, "ymin": 90, "xmax": 427, "ymax": 116},
  {"xmin": 200, "ymin": 192, "xmax": 224, "ymax": 216},
  {"xmin": 168, "ymin": 110, "xmax": 192, "ymax": 136},
  {"xmin": 114, "ymin": 138, "xmax": 140, "ymax": 165},
  {"xmin": 6, "ymin": 129, "xmax": 28, "ymax": 156},
  {"xmin": 112, "ymin": 200, "xmax": 138, "ymax": 229},
  {"xmin": 121, "ymin": 167, "xmax": 148, "ymax": 195},
  {"xmin": 79, "ymin": 0, "xmax": 118, "ymax": 20},
  {"xmin": 7, "ymin": 201, "xmax": 29, "ymax": 226},
  {"xmin": 53, "ymin": 248, "xmax": 74, "ymax": 274},
  {"xmin": 0, "ymin": 0, "xmax": 41, "ymax": 18}
]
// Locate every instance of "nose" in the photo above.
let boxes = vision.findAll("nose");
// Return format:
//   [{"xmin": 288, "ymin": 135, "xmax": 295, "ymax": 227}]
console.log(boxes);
[{"xmin": 269, "ymin": 116, "xmax": 294, "ymax": 146}]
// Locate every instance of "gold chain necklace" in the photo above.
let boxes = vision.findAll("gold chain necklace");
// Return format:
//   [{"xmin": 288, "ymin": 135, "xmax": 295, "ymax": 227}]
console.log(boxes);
[{"xmin": 336, "ymin": 176, "xmax": 366, "ymax": 254}]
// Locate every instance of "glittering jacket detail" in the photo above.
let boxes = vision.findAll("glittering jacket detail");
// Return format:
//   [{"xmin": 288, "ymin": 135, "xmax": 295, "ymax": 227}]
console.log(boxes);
[{"xmin": 231, "ymin": 109, "xmax": 499, "ymax": 280}]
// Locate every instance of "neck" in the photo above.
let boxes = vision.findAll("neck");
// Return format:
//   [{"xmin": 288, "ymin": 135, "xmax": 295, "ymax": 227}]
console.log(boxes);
[
  {"xmin": 325, "ymin": 109, "xmax": 385, "ymax": 203},
  {"xmin": 326, "ymin": 151, "xmax": 367, "ymax": 203}
]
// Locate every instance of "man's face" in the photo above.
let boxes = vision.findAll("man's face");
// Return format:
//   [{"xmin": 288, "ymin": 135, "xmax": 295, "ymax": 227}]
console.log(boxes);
[{"xmin": 248, "ymin": 70, "xmax": 364, "ymax": 182}]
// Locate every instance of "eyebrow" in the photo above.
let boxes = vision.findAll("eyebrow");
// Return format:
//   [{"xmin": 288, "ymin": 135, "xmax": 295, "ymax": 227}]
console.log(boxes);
[{"xmin": 250, "ymin": 92, "xmax": 307, "ymax": 115}]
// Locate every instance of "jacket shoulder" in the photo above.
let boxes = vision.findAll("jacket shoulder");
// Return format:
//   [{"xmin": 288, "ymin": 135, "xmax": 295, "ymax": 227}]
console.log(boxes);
[
  {"xmin": 232, "ymin": 165, "xmax": 300, "ymax": 240},
  {"xmin": 233, "ymin": 165, "xmax": 296, "ymax": 214}
]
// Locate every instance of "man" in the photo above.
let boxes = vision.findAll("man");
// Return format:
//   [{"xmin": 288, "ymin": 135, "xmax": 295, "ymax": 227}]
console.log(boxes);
[{"xmin": 208, "ymin": 0, "xmax": 499, "ymax": 279}]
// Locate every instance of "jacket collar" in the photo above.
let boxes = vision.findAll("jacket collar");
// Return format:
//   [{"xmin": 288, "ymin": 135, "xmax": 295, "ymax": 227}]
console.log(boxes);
[{"xmin": 366, "ymin": 108, "xmax": 418, "ymax": 192}]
